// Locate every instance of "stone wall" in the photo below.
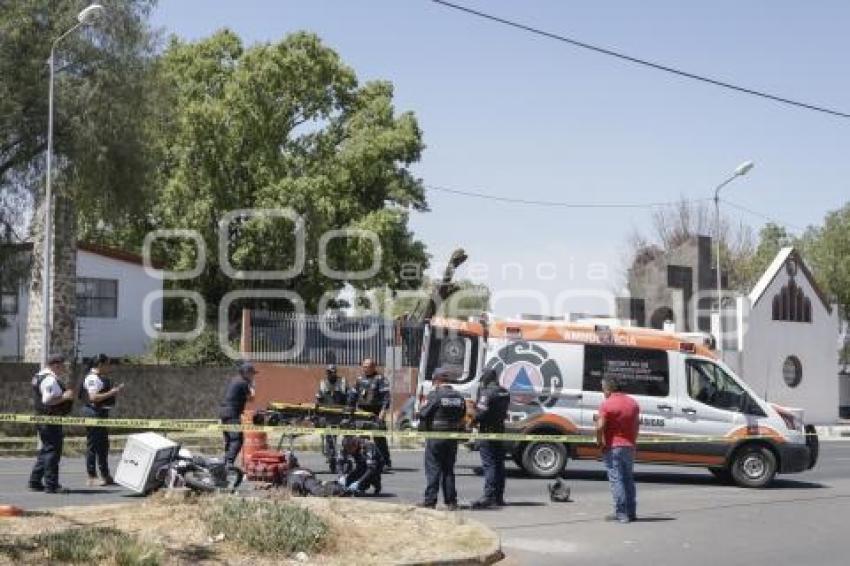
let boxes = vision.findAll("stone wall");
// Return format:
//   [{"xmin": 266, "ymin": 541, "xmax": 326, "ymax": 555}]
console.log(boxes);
[{"xmin": 0, "ymin": 363, "xmax": 418, "ymax": 434}]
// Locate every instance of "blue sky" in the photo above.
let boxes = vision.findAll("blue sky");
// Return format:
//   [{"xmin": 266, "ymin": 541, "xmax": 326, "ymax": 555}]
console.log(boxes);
[{"xmin": 151, "ymin": 1, "xmax": 850, "ymax": 316}]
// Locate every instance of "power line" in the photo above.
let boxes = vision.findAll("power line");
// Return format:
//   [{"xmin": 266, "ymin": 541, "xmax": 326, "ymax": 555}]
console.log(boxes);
[
  {"xmin": 426, "ymin": 184, "xmax": 712, "ymax": 208},
  {"xmin": 430, "ymin": 0, "xmax": 850, "ymax": 120},
  {"xmin": 723, "ymin": 199, "xmax": 806, "ymax": 233}
]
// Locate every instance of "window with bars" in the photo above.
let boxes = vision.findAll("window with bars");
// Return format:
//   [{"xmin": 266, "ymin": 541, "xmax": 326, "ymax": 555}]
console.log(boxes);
[
  {"xmin": 771, "ymin": 280, "xmax": 812, "ymax": 323},
  {"xmin": 76, "ymin": 278, "xmax": 118, "ymax": 318}
]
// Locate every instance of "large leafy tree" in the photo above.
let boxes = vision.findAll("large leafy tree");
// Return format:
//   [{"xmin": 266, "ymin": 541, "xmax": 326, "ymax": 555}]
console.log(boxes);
[
  {"xmin": 0, "ymin": 0, "xmax": 159, "ymax": 358},
  {"xmin": 148, "ymin": 30, "xmax": 429, "ymax": 319},
  {"xmin": 802, "ymin": 204, "xmax": 850, "ymax": 319}
]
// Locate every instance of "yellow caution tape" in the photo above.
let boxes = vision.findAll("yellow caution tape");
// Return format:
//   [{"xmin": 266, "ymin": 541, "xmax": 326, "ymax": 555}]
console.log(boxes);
[{"xmin": 0, "ymin": 413, "xmax": 806, "ymax": 445}]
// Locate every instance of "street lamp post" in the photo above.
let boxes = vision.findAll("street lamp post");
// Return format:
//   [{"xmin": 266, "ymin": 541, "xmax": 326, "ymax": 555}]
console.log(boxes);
[
  {"xmin": 41, "ymin": 3, "xmax": 104, "ymax": 367},
  {"xmin": 713, "ymin": 160, "xmax": 754, "ymax": 357}
]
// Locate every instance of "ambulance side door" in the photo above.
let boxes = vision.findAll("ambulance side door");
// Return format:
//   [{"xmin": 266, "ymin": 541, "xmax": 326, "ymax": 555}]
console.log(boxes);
[{"xmin": 579, "ymin": 345, "xmax": 677, "ymax": 439}]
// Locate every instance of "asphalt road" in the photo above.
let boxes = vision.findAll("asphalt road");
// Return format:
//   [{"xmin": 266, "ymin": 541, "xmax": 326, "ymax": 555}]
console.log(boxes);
[{"xmin": 2, "ymin": 442, "xmax": 849, "ymax": 566}]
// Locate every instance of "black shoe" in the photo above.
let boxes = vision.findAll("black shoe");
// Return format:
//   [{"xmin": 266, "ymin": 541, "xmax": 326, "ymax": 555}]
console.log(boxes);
[
  {"xmin": 45, "ymin": 485, "xmax": 68, "ymax": 494},
  {"xmin": 471, "ymin": 498, "xmax": 498, "ymax": 510},
  {"xmin": 28, "ymin": 483, "xmax": 44, "ymax": 492},
  {"xmin": 416, "ymin": 501, "xmax": 436, "ymax": 509},
  {"xmin": 445, "ymin": 503, "xmax": 459, "ymax": 511}
]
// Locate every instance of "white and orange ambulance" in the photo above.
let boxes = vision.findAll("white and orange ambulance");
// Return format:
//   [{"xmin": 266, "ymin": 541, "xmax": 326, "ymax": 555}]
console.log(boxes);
[{"xmin": 414, "ymin": 316, "xmax": 818, "ymax": 488}]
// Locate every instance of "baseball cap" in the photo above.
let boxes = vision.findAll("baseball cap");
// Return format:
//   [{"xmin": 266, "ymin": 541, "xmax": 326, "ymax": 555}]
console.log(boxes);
[{"xmin": 236, "ymin": 361, "xmax": 257, "ymax": 374}]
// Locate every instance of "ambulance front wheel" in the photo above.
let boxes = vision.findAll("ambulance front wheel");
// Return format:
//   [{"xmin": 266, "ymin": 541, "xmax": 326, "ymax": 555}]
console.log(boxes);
[
  {"xmin": 730, "ymin": 444, "xmax": 777, "ymax": 488},
  {"xmin": 520, "ymin": 442, "xmax": 567, "ymax": 479}
]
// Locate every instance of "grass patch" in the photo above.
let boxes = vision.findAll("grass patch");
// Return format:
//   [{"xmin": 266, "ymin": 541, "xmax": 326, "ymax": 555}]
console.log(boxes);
[
  {"xmin": 203, "ymin": 498, "xmax": 329, "ymax": 556},
  {"xmin": 18, "ymin": 526, "xmax": 161, "ymax": 565}
]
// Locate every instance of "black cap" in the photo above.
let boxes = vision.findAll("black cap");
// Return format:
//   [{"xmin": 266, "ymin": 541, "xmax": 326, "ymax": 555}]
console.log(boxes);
[
  {"xmin": 236, "ymin": 361, "xmax": 256, "ymax": 374},
  {"xmin": 432, "ymin": 367, "xmax": 457, "ymax": 383},
  {"xmin": 47, "ymin": 353, "xmax": 66, "ymax": 365}
]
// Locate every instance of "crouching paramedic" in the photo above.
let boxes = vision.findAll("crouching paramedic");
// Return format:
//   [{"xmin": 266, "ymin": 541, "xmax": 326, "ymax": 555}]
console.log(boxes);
[
  {"xmin": 340, "ymin": 435, "xmax": 384, "ymax": 495},
  {"xmin": 219, "ymin": 361, "xmax": 256, "ymax": 466},
  {"xmin": 417, "ymin": 368, "xmax": 466, "ymax": 510}
]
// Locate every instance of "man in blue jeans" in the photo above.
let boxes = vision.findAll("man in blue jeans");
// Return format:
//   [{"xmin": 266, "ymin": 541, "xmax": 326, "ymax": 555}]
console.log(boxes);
[{"xmin": 596, "ymin": 377, "xmax": 640, "ymax": 523}]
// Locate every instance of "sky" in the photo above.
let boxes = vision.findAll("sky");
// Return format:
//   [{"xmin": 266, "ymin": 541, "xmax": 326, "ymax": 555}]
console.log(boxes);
[{"xmin": 151, "ymin": 0, "xmax": 850, "ymax": 317}]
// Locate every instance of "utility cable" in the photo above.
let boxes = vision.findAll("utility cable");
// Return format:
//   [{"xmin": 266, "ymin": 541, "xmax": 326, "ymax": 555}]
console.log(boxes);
[{"xmin": 431, "ymin": 0, "xmax": 850, "ymax": 120}]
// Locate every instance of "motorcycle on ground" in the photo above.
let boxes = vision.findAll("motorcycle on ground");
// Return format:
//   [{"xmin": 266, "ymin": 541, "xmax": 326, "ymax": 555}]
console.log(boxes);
[{"xmin": 156, "ymin": 448, "xmax": 244, "ymax": 494}]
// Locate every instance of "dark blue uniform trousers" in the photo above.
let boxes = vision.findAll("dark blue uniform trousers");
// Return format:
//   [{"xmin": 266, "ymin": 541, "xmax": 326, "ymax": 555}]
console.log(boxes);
[
  {"xmin": 479, "ymin": 439, "xmax": 506, "ymax": 502},
  {"xmin": 423, "ymin": 438, "xmax": 458, "ymax": 505},
  {"xmin": 30, "ymin": 424, "xmax": 64, "ymax": 489},
  {"xmin": 83, "ymin": 407, "xmax": 111, "ymax": 479},
  {"xmin": 222, "ymin": 417, "xmax": 243, "ymax": 465}
]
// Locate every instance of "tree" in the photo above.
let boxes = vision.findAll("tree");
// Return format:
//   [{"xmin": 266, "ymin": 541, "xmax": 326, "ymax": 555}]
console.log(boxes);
[
  {"xmin": 802, "ymin": 203, "xmax": 850, "ymax": 319},
  {"xmin": 147, "ymin": 30, "xmax": 430, "ymax": 322},
  {"xmin": 1, "ymin": 0, "xmax": 159, "ymax": 359}
]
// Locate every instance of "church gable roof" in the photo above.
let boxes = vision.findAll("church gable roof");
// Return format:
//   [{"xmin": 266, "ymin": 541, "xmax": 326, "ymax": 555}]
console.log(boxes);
[{"xmin": 749, "ymin": 247, "xmax": 832, "ymax": 314}]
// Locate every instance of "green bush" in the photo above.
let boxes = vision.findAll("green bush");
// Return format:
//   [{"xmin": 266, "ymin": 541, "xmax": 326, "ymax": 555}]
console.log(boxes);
[
  {"xmin": 147, "ymin": 329, "xmax": 235, "ymax": 366},
  {"xmin": 31, "ymin": 526, "xmax": 161, "ymax": 565},
  {"xmin": 203, "ymin": 498, "xmax": 329, "ymax": 555}
]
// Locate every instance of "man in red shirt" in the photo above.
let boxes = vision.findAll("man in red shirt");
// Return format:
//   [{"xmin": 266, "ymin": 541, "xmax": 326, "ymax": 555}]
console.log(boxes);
[{"xmin": 596, "ymin": 377, "xmax": 640, "ymax": 523}]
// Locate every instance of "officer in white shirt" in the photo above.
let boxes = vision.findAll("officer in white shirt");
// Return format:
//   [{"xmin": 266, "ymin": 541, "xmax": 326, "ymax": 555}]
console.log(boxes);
[
  {"xmin": 81, "ymin": 353, "xmax": 123, "ymax": 486},
  {"xmin": 28, "ymin": 353, "xmax": 74, "ymax": 493}
]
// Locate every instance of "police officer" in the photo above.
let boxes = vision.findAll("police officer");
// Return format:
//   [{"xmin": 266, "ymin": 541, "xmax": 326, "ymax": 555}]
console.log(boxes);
[
  {"xmin": 471, "ymin": 368, "xmax": 511, "ymax": 509},
  {"xmin": 417, "ymin": 368, "xmax": 466, "ymax": 510},
  {"xmin": 350, "ymin": 358, "xmax": 392, "ymax": 469},
  {"xmin": 340, "ymin": 435, "xmax": 385, "ymax": 495},
  {"xmin": 29, "ymin": 353, "xmax": 74, "ymax": 494},
  {"xmin": 219, "ymin": 361, "xmax": 257, "ymax": 466},
  {"xmin": 316, "ymin": 364, "xmax": 348, "ymax": 471},
  {"xmin": 81, "ymin": 353, "xmax": 123, "ymax": 486}
]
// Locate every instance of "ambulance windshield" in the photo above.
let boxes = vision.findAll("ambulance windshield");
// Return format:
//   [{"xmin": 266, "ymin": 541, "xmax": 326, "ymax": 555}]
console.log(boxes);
[{"xmin": 424, "ymin": 328, "xmax": 478, "ymax": 384}]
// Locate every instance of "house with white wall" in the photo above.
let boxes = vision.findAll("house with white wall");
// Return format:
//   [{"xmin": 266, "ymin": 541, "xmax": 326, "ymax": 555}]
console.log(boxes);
[{"xmin": 0, "ymin": 242, "xmax": 162, "ymax": 360}]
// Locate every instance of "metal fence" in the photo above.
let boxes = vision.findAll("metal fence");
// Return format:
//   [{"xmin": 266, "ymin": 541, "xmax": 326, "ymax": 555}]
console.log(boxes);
[{"xmin": 249, "ymin": 312, "xmax": 425, "ymax": 367}]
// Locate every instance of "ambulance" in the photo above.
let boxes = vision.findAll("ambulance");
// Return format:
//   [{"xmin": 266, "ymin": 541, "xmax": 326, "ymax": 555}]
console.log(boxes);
[{"xmin": 415, "ymin": 316, "xmax": 819, "ymax": 488}]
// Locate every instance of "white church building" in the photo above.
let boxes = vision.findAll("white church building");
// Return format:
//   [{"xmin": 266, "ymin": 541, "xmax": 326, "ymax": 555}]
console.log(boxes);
[
  {"xmin": 724, "ymin": 247, "xmax": 841, "ymax": 424},
  {"xmin": 618, "ymin": 238, "xmax": 842, "ymax": 425}
]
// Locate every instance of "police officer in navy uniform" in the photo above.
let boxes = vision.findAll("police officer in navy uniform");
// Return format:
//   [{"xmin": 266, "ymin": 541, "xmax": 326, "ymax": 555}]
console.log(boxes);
[
  {"xmin": 471, "ymin": 368, "xmax": 511, "ymax": 509},
  {"xmin": 81, "ymin": 353, "xmax": 123, "ymax": 486},
  {"xmin": 417, "ymin": 368, "xmax": 467, "ymax": 510},
  {"xmin": 219, "ymin": 361, "xmax": 256, "ymax": 466},
  {"xmin": 29, "ymin": 353, "xmax": 75, "ymax": 493},
  {"xmin": 350, "ymin": 358, "xmax": 392, "ymax": 469},
  {"xmin": 316, "ymin": 364, "xmax": 348, "ymax": 471}
]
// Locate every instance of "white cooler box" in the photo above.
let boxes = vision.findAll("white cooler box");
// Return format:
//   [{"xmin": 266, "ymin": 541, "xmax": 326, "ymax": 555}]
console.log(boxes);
[{"xmin": 115, "ymin": 432, "xmax": 180, "ymax": 494}]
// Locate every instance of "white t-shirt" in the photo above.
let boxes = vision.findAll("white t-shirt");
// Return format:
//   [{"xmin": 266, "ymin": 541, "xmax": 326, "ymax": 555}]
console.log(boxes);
[{"xmin": 38, "ymin": 371, "xmax": 63, "ymax": 406}]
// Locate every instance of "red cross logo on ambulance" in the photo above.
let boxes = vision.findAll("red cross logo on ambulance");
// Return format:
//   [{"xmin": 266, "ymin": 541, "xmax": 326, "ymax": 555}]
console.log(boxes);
[{"xmin": 501, "ymin": 361, "xmax": 544, "ymax": 405}]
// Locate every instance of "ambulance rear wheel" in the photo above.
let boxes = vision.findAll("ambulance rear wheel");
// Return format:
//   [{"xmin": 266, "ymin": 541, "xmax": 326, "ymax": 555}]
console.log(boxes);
[
  {"xmin": 521, "ymin": 442, "xmax": 567, "ymax": 479},
  {"xmin": 731, "ymin": 445, "xmax": 777, "ymax": 488}
]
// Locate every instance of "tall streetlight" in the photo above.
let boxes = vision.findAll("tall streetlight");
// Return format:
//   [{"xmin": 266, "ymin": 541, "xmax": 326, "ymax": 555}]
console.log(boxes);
[
  {"xmin": 713, "ymin": 160, "xmax": 754, "ymax": 357},
  {"xmin": 41, "ymin": 3, "xmax": 105, "ymax": 367}
]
